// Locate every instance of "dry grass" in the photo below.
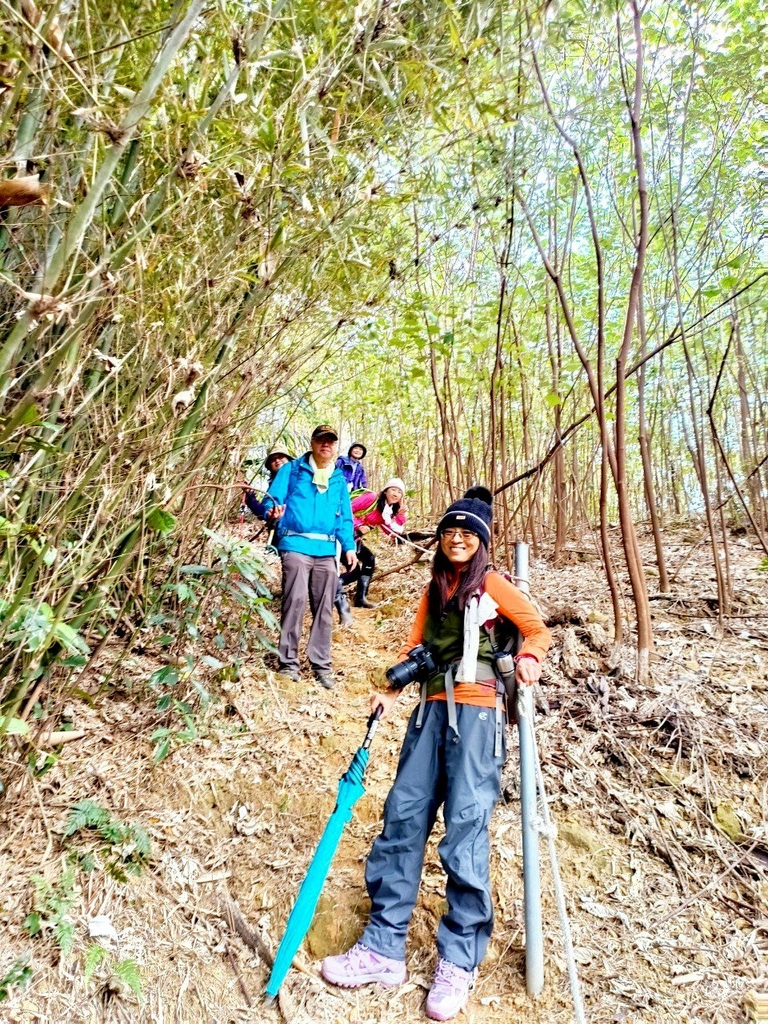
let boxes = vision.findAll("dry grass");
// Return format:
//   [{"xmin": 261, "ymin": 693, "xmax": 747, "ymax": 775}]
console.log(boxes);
[{"xmin": 0, "ymin": 529, "xmax": 766, "ymax": 1023}]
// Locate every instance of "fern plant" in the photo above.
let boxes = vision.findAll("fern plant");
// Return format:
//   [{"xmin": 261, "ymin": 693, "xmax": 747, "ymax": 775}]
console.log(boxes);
[
  {"xmin": 23, "ymin": 866, "xmax": 77, "ymax": 953},
  {"xmin": 0, "ymin": 958, "xmax": 33, "ymax": 1002},
  {"xmin": 64, "ymin": 800, "xmax": 151, "ymax": 882},
  {"xmin": 84, "ymin": 945, "xmax": 142, "ymax": 998}
]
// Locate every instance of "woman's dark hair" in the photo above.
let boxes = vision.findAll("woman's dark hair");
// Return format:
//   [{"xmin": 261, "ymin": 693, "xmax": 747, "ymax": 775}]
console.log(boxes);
[
  {"xmin": 377, "ymin": 490, "xmax": 400, "ymax": 516},
  {"xmin": 428, "ymin": 539, "xmax": 488, "ymax": 619}
]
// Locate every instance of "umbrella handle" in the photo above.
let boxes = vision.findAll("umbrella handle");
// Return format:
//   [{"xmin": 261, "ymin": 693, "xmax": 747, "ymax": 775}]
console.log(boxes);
[{"xmin": 362, "ymin": 705, "xmax": 383, "ymax": 750}]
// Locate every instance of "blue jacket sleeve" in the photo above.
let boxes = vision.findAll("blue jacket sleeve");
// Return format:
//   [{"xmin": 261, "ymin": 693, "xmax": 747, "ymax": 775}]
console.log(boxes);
[
  {"xmin": 338, "ymin": 486, "xmax": 355, "ymax": 551},
  {"xmin": 263, "ymin": 460, "xmax": 292, "ymax": 512},
  {"xmin": 244, "ymin": 490, "xmax": 266, "ymax": 519}
]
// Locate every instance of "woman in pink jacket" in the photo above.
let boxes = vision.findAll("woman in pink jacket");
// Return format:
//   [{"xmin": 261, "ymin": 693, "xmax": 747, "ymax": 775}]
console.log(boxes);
[{"xmin": 335, "ymin": 478, "xmax": 407, "ymax": 622}]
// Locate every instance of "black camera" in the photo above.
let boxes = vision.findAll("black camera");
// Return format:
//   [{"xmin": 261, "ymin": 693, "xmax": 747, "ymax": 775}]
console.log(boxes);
[{"xmin": 386, "ymin": 644, "xmax": 437, "ymax": 690}]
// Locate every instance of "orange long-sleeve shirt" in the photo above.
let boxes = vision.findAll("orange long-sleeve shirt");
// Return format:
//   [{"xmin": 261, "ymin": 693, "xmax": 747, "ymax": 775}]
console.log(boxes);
[{"xmin": 398, "ymin": 571, "xmax": 551, "ymax": 708}]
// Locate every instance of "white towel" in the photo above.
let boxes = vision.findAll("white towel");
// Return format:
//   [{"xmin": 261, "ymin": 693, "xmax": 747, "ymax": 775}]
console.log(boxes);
[
  {"xmin": 456, "ymin": 591, "xmax": 498, "ymax": 682},
  {"xmin": 382, "ymin": 503, "xmax": 404, "ymax": 533}
]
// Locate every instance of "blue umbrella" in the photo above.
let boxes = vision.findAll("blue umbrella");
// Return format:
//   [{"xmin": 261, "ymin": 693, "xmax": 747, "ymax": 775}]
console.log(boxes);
[{"xmin": 265, "ymin": 708, "xmax": 383, "ymax": 999}]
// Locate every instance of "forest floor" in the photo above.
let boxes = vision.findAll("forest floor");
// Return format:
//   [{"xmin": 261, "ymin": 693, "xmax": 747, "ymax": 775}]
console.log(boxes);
[{"xmin": 1, "ymin": 526, "xmax": 767, "ymax": 1024}]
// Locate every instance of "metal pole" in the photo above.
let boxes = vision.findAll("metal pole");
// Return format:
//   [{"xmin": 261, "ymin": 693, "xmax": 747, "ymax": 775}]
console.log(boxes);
[{"xmin": 514, "ymin": 541, "xmax": 544, "ymax": 997}]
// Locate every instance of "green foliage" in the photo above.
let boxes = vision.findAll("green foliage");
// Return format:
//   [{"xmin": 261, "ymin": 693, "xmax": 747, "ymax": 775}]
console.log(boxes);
[
  {"xmin": 23, "ymin": 867, "xmax": 77, "ymax": 954},
  {"xmin": 0, "ymin": 0, "xmax": 764, "ymax": 733},
  {"xmin": 83, "ymin": 943, "xmax": 109, "ymax": 980},
  {"xmin": 150, "ymin": 699, "xmax": 198, "ymax": 762},
  {"xmin": 84, "ymin": 945, "xmax": 143, "ymax": 998},
  {"xmin": 0, "ymin": 958, "xmax": 33, "ymax": 1002},
  {"xmin": 5, "ymin": 717, "xmax": 29, "ymax": 735},
  {"xmin": 113, "ymin": 958, "xmax": 143, "ymax": 997},
  {"xmin": 64, "ymin": 801, "xmax": 151, "ymax": 882},
  {"xmin": 147, "ymin": 531, "xmax": 277, "ymax": 675},
  {"xmin": 0, "ymin": 602, "xmax": 89, "ymax": 656},
  {"xmin": 146, "ymin": 509, "xmax": 177, "ymax": 535}
]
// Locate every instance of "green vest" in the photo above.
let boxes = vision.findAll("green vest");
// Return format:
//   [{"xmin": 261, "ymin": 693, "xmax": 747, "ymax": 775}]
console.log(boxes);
[{"xmin": 422, "ymin": 594, "xmax": 517, "ymax": 699}]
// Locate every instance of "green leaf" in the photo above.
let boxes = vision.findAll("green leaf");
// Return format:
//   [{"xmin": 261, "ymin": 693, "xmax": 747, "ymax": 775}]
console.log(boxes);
[
  {"xmin": 0, "ymin": 958, "xmax": 33, "ymax": 1002},
  {"xmin": 544, "ymin": 391, "xmax": 562, "ymax": 408},
  {"xmin": 61, "ymin": 654, "xmax": 88, "ymax": 667},
  {"xmin": 77, "ymin": 850, "xmax": 97, "ymax": 873},
  {"xmin": 65, "ymin": 799, "xmax": 110, "ymax": 836},
  {"xmin": 148, "ymin": 666, "xmax": 180, "ymax": 687},
  {"xmin": 147, "ymin": 509, "xmax": 176, "ymax": 535},
  {"xmin": 6, "ymin": 718, "xmax": 30, "ymax": 736},
  {"xmin": 57, "ymin": 919, "xmax": 75, "ymax": 955},
  {"xmin": 18, "ymin": 403, "xmax": 41, "ymax": 426},
  {"xmin": 113, "ymin": 959, "xmax": 142, "ymax": 996},
  {"xmin": 152, "ymin": 736, "xmax": 171, "ymax": 762},
  {"xmin": 254, "ymin": 602, "xmax": 280, "ymax": 631},
  {"xmin": 23, "ymin": 912, "xmax": 42, "ymax": 937},
  {"xmin": 84, "ymin": 944, "xmax": 109, "ymax": 982},
  {"xmin": 53, "ymin": 621, "xmax": 90, "ymax": 654},
  {"xmin": 0, "ymin": 515, "xmax": 22, "ymax": 537}
]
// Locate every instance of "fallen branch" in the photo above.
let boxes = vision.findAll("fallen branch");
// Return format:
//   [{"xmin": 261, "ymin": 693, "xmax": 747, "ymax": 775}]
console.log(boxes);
[
  {"xmin": 223, "ymin": 933, "xmax": 253, "ymax": 1008},
  {"xmin": 220, "ymin": 895, "xmax": 297, "ymax": 1022},
  {"xmin": 374, "ymin": 535, "xmax": 437, "ymax": 580},
  {"xmin": 34, "ymin": 729, "xmax": 88, "ymax": 747},
  {"xmin": 220, "ymin": 895, "xmax": 274, "ymax": 967}
]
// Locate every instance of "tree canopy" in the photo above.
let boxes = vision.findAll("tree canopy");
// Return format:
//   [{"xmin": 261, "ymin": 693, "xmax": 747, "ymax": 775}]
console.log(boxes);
[{"xmin": 0, "ymin": 0, "xmax": 765, "ymax": 711}]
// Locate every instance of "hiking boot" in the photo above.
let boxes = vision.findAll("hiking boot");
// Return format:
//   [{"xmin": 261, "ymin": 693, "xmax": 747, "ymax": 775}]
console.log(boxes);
[
  {"xmin": 355, "ymin": 574, "xmax": 376, "ymax": 608},
  {"xmin": 425, "ymin": 958, "xmax": 477, "ymax": 1021},
  {"xmin": 314, "ymin": 668, "xmax": 335, "ymax": 689},
  {"xmin": 334, "ymin": 580, "xmax": 354, "ymax": 627},
  {"xmin": 321, "ymin": 942, "xmax": 406, "ymax": 989},
  {"xmin": 277, "ymin": 664, "xmax": 300, "ymax": 682}
]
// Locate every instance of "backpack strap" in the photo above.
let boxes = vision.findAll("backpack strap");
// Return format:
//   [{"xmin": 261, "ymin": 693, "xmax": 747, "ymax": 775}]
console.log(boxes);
[
  {"xmin": 352, "ymin": 490, "xmax": 377, "ymax": 519},
  {"xmin": 483, "ymin": 565, "xmax": 521, "ymax": 757}
]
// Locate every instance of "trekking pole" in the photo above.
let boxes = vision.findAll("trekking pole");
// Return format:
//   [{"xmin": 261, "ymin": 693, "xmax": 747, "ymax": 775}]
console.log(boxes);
[
  {"xmin": 514, "ymin": 541, "xmax": 544, "ymax": 997},
  {"xmin": 239, "ymin": 490, "xmax": 247, "ymax": 539}
]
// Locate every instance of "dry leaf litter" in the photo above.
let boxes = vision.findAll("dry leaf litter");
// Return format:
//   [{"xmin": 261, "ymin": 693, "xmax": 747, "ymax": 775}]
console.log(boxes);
[{"xmin": 0, "ymin": 527, "xmax": 766, "ymax": 1024}]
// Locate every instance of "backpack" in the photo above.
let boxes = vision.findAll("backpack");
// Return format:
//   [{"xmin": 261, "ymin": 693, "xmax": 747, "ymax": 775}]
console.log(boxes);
[{"xmin": 351, "ymin": 488, "xmax": 377, "ymax": 518}]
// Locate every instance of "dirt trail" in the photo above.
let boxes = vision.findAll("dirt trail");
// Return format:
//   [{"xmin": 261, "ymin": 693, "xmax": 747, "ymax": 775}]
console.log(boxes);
[{"xmin": 0, "ymin": 532, "xmax": 767, "ymax": 1023}]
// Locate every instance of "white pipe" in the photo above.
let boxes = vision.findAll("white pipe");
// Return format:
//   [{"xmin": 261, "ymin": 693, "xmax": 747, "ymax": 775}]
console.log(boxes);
[{"xmin": 514, "ymin": 541, "xmax": 544, "ymax": 997}]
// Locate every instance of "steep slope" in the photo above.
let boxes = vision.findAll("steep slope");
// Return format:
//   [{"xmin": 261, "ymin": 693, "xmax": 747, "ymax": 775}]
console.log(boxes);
[{"xmin": 0, "ymin": 531, "xmax": 766, "ymax": 1024}]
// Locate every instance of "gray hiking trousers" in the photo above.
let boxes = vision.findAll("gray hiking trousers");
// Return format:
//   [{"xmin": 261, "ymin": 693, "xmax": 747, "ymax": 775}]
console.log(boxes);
[
  {"xmin": 361, "ymin": 700, "xmax": 506, "ymax": 971},
  {"xmin": 278, "ymin": 551, "xmax": 337, "ymax": 672}
]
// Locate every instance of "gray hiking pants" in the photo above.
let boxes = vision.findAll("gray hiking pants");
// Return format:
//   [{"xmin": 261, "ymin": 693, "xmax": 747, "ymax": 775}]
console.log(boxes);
[
  {"xmin": 278, "ymin": 551, "xmax": 337, "ymax": 672},
  {"xmin": 362, "ymin": 700, "xmax": 506, "ymax": 971}
]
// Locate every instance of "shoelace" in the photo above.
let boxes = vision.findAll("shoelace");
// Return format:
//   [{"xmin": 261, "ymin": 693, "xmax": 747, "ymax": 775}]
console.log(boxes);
[
  {"xmin": 434, "ymin": 959, "xmax": 470, "ymax": 989},
  {"xmin": 347, "ymin": 943, "xmax": 379, "ymax": 968}
]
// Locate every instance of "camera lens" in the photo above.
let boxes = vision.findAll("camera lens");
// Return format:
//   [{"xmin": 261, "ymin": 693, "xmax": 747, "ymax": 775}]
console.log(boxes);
[{"xmin": 386, "ymin": 661, "xmax": 415, "ymax": 689}]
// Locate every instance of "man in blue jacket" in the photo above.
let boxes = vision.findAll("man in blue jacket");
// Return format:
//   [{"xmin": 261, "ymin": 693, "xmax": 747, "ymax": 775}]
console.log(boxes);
[{"xmin": 264, "ymin": 425, "xmax": 357, "ymax": 689}]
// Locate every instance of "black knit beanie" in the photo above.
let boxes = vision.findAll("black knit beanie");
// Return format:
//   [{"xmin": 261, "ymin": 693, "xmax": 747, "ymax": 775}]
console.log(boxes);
[{"xmin": 437, "ymin": 492, "xmax": 493, "ymax": 546}]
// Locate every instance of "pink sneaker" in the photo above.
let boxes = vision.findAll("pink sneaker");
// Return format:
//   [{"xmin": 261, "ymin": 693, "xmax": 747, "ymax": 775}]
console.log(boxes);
[
  {"xmin": 425, "ymin": 958, "xmax": 477, "ymax": 1021},
  {"xmin": 321, "ymin": 942, "xmax": 406, "ymax": 989}
]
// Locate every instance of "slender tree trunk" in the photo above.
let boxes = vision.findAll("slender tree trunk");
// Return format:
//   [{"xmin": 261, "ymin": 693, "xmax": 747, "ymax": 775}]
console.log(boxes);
[{"xmin": 638, "ymin": 291, "xmax": 670, "ymax": 591}]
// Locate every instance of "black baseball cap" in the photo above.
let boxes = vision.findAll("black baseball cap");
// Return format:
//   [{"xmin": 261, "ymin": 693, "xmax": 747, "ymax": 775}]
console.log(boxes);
[{"xmin": 311, "ymin": 424, "xmax": 338, "ymax": 441}]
